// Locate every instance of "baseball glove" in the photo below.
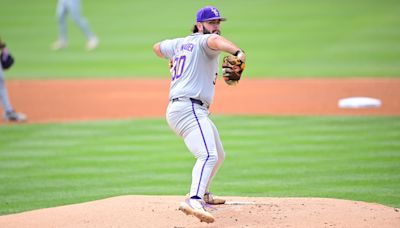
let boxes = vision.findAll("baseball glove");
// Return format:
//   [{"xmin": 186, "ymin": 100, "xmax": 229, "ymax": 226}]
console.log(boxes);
[
  {"xmin": 0, "ymin": 47, "xmax": 14, "ymax": 70},
  {"xmin": 222, "ymin": 54, "xmax": 246, "ymax": 86}
]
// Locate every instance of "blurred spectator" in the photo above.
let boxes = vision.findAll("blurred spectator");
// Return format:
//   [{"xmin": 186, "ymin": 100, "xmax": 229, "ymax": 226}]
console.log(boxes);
[
  {"xmin": 52, "ymin": 0, "xmax": 99, "ymax": 51},
  {"xmin": 0, "ymin": 39, "xmax": 27, "ymax": 122}
]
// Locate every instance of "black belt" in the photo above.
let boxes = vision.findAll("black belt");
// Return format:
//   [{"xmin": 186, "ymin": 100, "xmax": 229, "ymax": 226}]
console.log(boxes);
[{"xmin": 172, "ymin": 98, "xmax": 205, "ymax": 107}]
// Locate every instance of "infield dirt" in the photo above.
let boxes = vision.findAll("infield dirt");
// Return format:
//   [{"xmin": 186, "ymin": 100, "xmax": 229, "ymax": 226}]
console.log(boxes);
[
  {"xmin": 3, "ymin": 78, "xmax": 400, "ymax": 124},
  {"xmin": 1, "ymin": 78, "xmax": 400, "ymax": 227}
]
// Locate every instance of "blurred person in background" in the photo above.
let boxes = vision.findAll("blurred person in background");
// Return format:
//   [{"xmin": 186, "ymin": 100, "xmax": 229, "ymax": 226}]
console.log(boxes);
[
  {"xmin": 52, "ymin": 0, "xmax": 99, "ymax": 51},
  {"xmin": 0, "ymin": 39, "xmax": 27, "ymax": 122}
]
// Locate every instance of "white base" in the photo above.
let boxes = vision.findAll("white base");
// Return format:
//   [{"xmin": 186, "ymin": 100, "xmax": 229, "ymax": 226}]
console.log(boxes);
[{"xmin": 338, "ymin": 97, "xmax": 381, "ymax": 109}]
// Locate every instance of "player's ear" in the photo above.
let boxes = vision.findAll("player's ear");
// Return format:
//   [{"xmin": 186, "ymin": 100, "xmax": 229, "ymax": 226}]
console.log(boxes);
[{"xmin": 196, "ymin": 22, "xmax": 203, "ymax": 33}]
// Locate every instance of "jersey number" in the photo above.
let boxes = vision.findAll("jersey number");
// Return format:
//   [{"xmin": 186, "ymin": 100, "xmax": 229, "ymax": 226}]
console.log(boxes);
[{"xmin": 172, "ymin": 55, "xmax": 186, "ymax": 81}]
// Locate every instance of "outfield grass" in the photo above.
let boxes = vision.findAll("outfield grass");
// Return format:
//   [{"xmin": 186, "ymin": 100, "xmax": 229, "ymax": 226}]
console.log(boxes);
[
  {"xmin": 1, "ymin": 116, "xmax": 399, "ymax": 215},
  {"xmin": 0, "ymin": 0, "xmax": 399, "ymax": 78}
]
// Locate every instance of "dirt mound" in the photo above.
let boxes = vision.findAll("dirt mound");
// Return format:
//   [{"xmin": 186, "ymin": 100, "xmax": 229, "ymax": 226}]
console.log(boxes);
[{"xmin": 0, "ymin": 195, "xmax": 399, "ymax": 228}]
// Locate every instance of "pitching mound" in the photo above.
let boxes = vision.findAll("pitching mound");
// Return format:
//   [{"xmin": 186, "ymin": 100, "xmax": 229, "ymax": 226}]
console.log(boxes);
[{"xmin": 0, "ymin": 195, "xmax": 399, "ymax": 228}]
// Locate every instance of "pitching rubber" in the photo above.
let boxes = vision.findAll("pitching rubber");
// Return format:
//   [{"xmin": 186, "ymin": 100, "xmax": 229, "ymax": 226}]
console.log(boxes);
[
  {"xmin": 179, "ymin": 202, "xmax": 215, "ymax": 223},
  {"xmin": 204, "ymin": 193, "xmax": 226, "ymax": 205}
]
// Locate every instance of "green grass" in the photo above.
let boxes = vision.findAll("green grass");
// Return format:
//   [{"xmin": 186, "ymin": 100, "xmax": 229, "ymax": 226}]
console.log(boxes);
[
  {"xmin": 0, "ymin": 0, "xmax": 400, "ymax": 78},
  {"xmin": 1, "ymin": 116, "xmax": 399, "ymax": 215}
]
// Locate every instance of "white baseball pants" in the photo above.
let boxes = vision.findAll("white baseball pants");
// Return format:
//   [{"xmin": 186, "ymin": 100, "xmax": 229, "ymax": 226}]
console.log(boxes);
[{"xmin": 166, "ymin": 99, "xmax": 225, "ymax": 199}]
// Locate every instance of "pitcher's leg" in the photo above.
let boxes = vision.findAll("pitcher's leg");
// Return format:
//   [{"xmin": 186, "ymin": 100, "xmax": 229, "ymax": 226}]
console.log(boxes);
[
  {"xmin": 184, "ymin": 117, "xmax": 218, "ymax": 199},
  {"xmin": 205, "ymin": 120, "xmax": 225, "ymax": 193}
]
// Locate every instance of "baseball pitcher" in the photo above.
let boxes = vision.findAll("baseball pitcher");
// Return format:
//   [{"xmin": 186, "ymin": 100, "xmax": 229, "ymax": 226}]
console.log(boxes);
[{"xmin": 153, "ymin": 6, "xmax": 246, "ymax": 223}]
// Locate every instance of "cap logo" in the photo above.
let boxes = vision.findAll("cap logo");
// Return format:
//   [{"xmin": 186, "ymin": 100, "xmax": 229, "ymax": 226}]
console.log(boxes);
[{"xmin": 210, "ymin": 8, "xmax": 219, "ymax": 17}]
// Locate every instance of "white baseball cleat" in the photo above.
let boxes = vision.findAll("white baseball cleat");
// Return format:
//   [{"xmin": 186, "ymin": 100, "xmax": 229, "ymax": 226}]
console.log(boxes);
[
  {"xmin": 86, "ymin": 36, "xmax": 99, "ymax": 51},
  {"xmin": 179, "ymin": 198, "xmax": 215, "ymax": 223},
  {"xmin": 204, "ymin": 192, "xmax": 226, "ymax": 205}
]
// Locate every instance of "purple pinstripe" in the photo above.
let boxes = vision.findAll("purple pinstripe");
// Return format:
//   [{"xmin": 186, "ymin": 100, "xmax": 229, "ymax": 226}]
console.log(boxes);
[{"xmin": 191, "ymin": 102, "xmax": 210, "ymax": 197}]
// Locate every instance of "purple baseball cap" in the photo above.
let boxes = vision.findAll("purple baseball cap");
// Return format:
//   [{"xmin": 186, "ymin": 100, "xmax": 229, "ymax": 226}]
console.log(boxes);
[{"xmin": 196, "ymin": 6, "xmax": 226, "ymax": 22}]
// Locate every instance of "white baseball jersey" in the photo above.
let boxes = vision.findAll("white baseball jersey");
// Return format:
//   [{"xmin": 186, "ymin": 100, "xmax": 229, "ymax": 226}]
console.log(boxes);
[{"xmin": 160, "ymin": 33, "xmax": 220, "ymax": 106}]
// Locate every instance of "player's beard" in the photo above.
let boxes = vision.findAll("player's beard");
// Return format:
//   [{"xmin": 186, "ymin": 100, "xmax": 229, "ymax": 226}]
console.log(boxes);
[{"xmin": 203, "ymin": 26, "xmax": 220, "ymax": 35}]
